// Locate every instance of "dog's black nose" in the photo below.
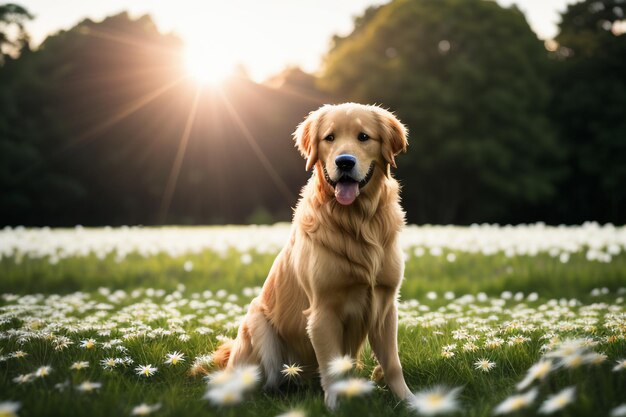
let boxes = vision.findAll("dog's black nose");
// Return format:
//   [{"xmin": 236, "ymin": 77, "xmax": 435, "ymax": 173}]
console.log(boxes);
[{"xmin": 335, "ymin": 154, "xmax": 356, "ymax": 171}]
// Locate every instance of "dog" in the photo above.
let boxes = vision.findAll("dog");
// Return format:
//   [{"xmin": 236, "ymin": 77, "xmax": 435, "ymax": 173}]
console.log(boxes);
[{"xmin": 213, "ymin": 102, "xmax": 412, "ymax": 408}]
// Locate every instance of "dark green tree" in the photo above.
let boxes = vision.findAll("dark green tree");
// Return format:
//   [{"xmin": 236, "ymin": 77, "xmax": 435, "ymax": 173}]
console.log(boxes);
[
  {"xmin": 0, "ymin": 11, "xmax": 322, "ymax": 226},
  {"xmin": 0, "ymin": 3, "xmax": 82, "ymax": 224},
  {"xmin": 319, "ymin": 0, "xmax": 563, "ymax": 224},
  {"xmin": 550, "ymin": 0, "xmax": 626, "ymax": 223},
  {"xmin": 0, "ymin": 3, "xmax": 32, "ymax": 63}
]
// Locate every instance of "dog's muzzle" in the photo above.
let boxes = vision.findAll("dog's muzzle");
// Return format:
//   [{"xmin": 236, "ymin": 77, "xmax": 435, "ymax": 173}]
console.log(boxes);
[{"xmin": 322, "ymin": 162, "xmax": 375, "ymax": 205}]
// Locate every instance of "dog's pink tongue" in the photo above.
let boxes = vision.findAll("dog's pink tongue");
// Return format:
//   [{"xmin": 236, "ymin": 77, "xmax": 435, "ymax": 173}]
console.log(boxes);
[{"xmin": 335, "ymin": 182, "xmax": 359, "ymax": 205}]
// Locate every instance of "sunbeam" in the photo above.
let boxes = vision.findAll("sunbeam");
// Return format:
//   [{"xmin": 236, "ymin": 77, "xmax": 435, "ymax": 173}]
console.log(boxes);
[
  {"xmin": 218, "ymin": 90, "xmax": 296, "ymax": 205},
  {"xmin": 14, "ymin": 77, "xmax": 185, "ymax": 182},
  {"xmin": 158, "ymin": 87, "xmax": 202, "ymax": 224}
]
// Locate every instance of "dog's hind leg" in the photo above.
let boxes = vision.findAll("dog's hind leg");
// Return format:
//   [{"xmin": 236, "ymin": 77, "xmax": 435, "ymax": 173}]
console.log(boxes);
[{"xmin": 242, "ymin": 299, "xmax": 284, "ymax": 390}]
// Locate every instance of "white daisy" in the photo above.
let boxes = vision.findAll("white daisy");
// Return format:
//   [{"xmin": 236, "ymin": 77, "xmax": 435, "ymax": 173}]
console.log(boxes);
[
  {"xmin": 516, "ymin": 360, "xmax": 553, "ymax": 390},
  {"xmin": 275, "ymin": 410, "xmax": 306, "ymax": 417},
  {"xmin": 0, "ymin": 401, "xmax": 21, "ymax": 417},
  {"xmin": 164, "ymin": 351, "xmax": 185, "ymax": 366},
  {"xmin": 493, "ymin": 389, "xmax": 538, "ymax": 414},
  {"xmin": 34, "ymin": 366, "xmax": 52, "ymax": 378},
  {"xmin": 234, "ymin": 365, "xmax": 260, "ymax": 391},
  {"xmin": 70, "ymin": 361, "xmax": 90, "ymax": 371},
  {"xmin": 204, "ymin": 385, "xmax": 243, "ymax": 406},
  {"xmin": 328, "ymin": 355, "xmax": 354, "ymax": 377},
  {"xmin": 611, "ymin": 404, "xmax": 626, "ymax": 417},
  {"xmin": 101, "ymin": 358, "xmax": 118, "ymax": 370},
  {"xmin": 538, "ymin": 386, "xmax": 575, "ymax": 414},
  {"xmin": 474, "ymin": 359, "xmax": 496, "ymax": 372},
  {"xmin": 408, "ymin": 386, "xmax": 463, "ymax": 416},
  {"xmin": 76, "ymin": 381, "xmax": 102, "ymax": 393},
  {"xmin": 281, "ymin": 364, "xmax": 303, "ymax": 379},
  {"xmin": 131, "ymin": 403, "xmax": 161, "ymax": 416},
  {"xmin": 134, "ymin": 364, "xmax": 158, "ymax": 377},
  {"xmin": 613, "ymin": 359, "xmax": 626, "ymax": 372},
  {"xmin": 80, "ymin": 339, "xmax": 96, "ymax": 349},
  {"xmin": 329, "ymin": 378, "xmax": 375, "ymax": 398}
]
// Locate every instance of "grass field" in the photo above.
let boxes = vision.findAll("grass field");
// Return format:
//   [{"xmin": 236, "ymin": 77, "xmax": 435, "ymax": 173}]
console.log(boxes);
[{"xmin": 1, "ymin": 225, "xmax": 625, "ymax": 417}]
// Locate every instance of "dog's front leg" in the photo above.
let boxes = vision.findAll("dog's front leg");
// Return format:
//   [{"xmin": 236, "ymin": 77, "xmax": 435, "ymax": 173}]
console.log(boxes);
[
  {"xmin": 368, "ymin": 295, "xmax": 413, "ymax": 401},
  {"xmin": 306, "ymin": 306, "xmax": 343, "ymax": 410}
]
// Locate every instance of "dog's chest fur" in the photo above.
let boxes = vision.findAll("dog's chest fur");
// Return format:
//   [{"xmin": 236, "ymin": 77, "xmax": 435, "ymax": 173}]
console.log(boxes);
[{"xmin": 297, "ymin": 176, "xmax": 404, "ymax": 288}]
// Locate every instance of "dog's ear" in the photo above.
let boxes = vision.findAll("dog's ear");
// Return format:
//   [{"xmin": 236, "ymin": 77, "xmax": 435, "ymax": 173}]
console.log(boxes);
[
  {"xmin": 293, "ymin": 109, "xmax": 322, "ymax": 171},
  {"xmin": 377, "ymin": 108, "xmax": 408, "ymax": 171}
]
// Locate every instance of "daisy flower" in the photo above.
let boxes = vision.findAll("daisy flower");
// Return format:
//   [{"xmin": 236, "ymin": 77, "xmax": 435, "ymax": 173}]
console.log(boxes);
[
  {"xmin": 101, "ymin": 358, "xmax": 118, "ymax": 370},
  {"xmin": 485, "ymin": 338, "xmax": 504, "ymax": 349},
  {"xmin": 189, "ymin": 354, "xmax": 213, "ymax": 376},
  {"xmin": 474, "ymin": 359, "xmax": 496, "ymax": 372},
  {"xmin": 55, "ymin": 380, "xmax": 70, "ymax": 392},
  {"xmin": 329, "ymin": 378, "xmax": 375, "ymax": 398},
  {"xmin": 611, "ymin": 404, "xmax": 626, "ymax": 417},
  {"xmin": 281, "ymin": 364, "xmax": 303, "ymax": 379},
  {"xmin": 441, "ymin": 350, "xmax": 455, "ymax": 359},
  {"xmin": 204, "ymin": 385, "xmax": 243, "ymax": 406},
  {"xmin": 584, "ymin": 352, "xmax": 607, "ymax": 365},
  {"xmin": 408, "ymin": 386, "xmax": 462, "ymax": 416},
  {"xmin": 613, "ymin": 359, "xmax": 626, "ymax": 372},
  {"xmin": 206, "ymin": 369, "xmax": 234, "ymax": 386},
  {"xmin": 76, "ymin": 381, "xmax": 102, "ymax": 393},
  {"xmin": 559, "ymin": 352, "xmax": 585, "ymax": 369},
  {"xmin": 70, "ymin": 361, "xmax": 89, "ymax": 371},
  {"xmin": 135, "ymin": 364, "xmax": 158, "ymax": 377},
  {"xmin": 276, "ymin": 410, "xmax": 306, "ymax": 417},
  {"xmin": 462, "ymin": 342, "xmax": 479, "ymax": 352},
  {"xmin": 12, "ymin": 374, "xmax": 35, "ymax": 384},
  {"xmin": 538, "ymin": 386, "xmax": 575, "ymax": 414},
  {"xmin": 234, "ymin": 365, "xmax": 260, "ymax": 391},
  {"xmin": 131, "ymin": 403, "xmax": 161, "ymax": 416},
  {"xmin": 516, "ymin": 360, "xmax": 553, "ymax": 390},
  {"xmin": 0, "ymin": 401, "xmax": 20, "ymax": 417},
  {"xmin": 164, "ymin": 351, "xmax": 185, "ymax": 366},
  {"xmin": 34, "ymin": 366, "xmax": 53, "ymax": 378},
  {"xmin": 328, "ymin": 355, "xmax": 354, "ymax": 377},
  {"xmin": 493, "ymin": 389, "xmax": 538, "ymax": 415},
  {"xmin": 80, "ymin": 339, "xmax": 96, "ymax": 349},
  {"xmin": 10, "ymin": 351, "xmax": 28, "ymax": 359}
]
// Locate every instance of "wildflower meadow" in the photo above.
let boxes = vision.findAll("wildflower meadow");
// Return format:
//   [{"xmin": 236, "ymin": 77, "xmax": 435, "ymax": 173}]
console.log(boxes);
[{"xmin": 1, "ymin": 223, "xmax": 625, "ymax": 417}]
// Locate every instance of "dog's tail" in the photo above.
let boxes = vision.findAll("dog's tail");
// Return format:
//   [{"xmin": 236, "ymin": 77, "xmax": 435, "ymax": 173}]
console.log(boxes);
[{"xmin": 212, "ymin": 338, "xmax": 234, "ymax": 369}]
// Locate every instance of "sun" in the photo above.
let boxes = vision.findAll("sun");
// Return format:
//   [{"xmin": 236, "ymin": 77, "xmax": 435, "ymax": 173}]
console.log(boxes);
[{"xmin": 183, "ymin": 41, "xmax": 237, "ymax": 86}]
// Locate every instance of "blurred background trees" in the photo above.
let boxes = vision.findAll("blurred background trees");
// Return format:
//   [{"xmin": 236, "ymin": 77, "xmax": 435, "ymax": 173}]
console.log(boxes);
[
  {"xmin": 319, "ymin": 0, "xmax": 562, "ymax": 223},
  {"xmin": 548, "ymin": 0, "xmax": 626, "ymax": 224},
  {"xmin": 0, "ymin": 0, "xmax": 624, "ymax": 226}
]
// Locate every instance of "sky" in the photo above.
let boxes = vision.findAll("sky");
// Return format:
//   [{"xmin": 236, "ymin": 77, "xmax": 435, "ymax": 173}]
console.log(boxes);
[{"xmin": 19, "ymin": 0, "xmax": 577, "ymax": 82}]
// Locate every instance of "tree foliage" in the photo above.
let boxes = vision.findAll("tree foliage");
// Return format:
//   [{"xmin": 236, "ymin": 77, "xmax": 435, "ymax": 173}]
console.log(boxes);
[
  {"xmin": 0, "ymin": 1, "xmax": 624, "ymax": 226},
  {"xmin": 549, "ymin": 0, "xmax": 626, "ymax": 223},
  {"xmin": 0, "ymin": 3, "xmax": 32, "ymax": 61},
  {"xmin": 320, "ymin": 0, "xmax": 564, "ymax": 223},
  {"xmin": 0, "ymin": 12, "xmax": 323, "ymax": 226}
]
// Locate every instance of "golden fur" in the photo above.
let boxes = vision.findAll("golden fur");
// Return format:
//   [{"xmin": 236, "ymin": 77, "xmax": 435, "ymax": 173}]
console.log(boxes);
[{"xmin": 213, "ymin": 103, "xmax": 413, "ymax": 408}]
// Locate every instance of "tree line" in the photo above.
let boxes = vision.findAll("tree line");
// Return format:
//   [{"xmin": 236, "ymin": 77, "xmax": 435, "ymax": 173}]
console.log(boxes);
[{"xmin": 1, "ymin": 0, "xmax": 624, "ymax": 226}]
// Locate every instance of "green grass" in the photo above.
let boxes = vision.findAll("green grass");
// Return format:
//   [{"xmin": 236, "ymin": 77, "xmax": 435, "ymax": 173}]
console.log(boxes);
[{"xmin": 1, "ymin": 242, "xmax": 625, "ymax": 417}]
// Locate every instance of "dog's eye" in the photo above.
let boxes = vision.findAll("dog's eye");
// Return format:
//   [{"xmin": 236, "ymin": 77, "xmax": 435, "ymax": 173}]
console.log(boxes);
[
  {"xmin": 358, "ymin": 132, "xmax": 370, "ymax": 141},
  {"xmin": 324, "ymin": 134, "xmax": 335, "ymax": 142}
]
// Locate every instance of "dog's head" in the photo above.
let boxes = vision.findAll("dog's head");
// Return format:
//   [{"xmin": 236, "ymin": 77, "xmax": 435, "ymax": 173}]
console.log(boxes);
[{"xmin": 294, "ymin": 103, "xmax": 408, "ymax": 206}]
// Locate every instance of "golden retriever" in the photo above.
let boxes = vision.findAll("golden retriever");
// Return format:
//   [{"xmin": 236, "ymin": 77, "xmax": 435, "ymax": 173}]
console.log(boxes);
[{"xmin": 213, "ymin": 102, "xmax": 412, "ymax": 408}]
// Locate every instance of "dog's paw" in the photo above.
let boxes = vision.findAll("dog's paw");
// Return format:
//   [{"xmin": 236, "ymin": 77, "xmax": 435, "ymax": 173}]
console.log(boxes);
[
  {"xmin": 324, "ymin": 391, "xmax": 339, "ymax": 411},
  {"xmin": 370, "ymin": 364, "xmax": 384, "ymax": 382}
]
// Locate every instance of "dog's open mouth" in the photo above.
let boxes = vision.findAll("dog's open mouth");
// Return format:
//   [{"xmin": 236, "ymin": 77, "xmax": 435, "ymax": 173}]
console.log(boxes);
[{"xmin": 323, "ymin": 162, "xmax": 375, "ymax": 205}]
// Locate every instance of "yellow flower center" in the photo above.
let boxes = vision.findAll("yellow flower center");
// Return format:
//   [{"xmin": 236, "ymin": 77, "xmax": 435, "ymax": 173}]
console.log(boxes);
[
  {"xmin": 427, "ymin": 394, "xmax": 444, "ymax": 407},
  {"xmin": 510, "ymin": 398, "xmax": 526, "ymax": 410}
]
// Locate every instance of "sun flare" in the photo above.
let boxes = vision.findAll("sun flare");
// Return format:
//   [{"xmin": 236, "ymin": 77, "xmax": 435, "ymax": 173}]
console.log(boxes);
[{"xmin": 184, "ymin": 41, "xmax": 237, "ymax": 85}]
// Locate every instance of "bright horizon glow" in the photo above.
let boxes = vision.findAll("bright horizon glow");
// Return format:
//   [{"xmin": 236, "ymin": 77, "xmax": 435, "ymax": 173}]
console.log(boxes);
[
  {"xmin": 183, "ymin": 41, "xmax": 237, "ymax": 85},
  {"xmin": 20, "ymin": 0, "xmax": 578, "ymax": 83}
]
